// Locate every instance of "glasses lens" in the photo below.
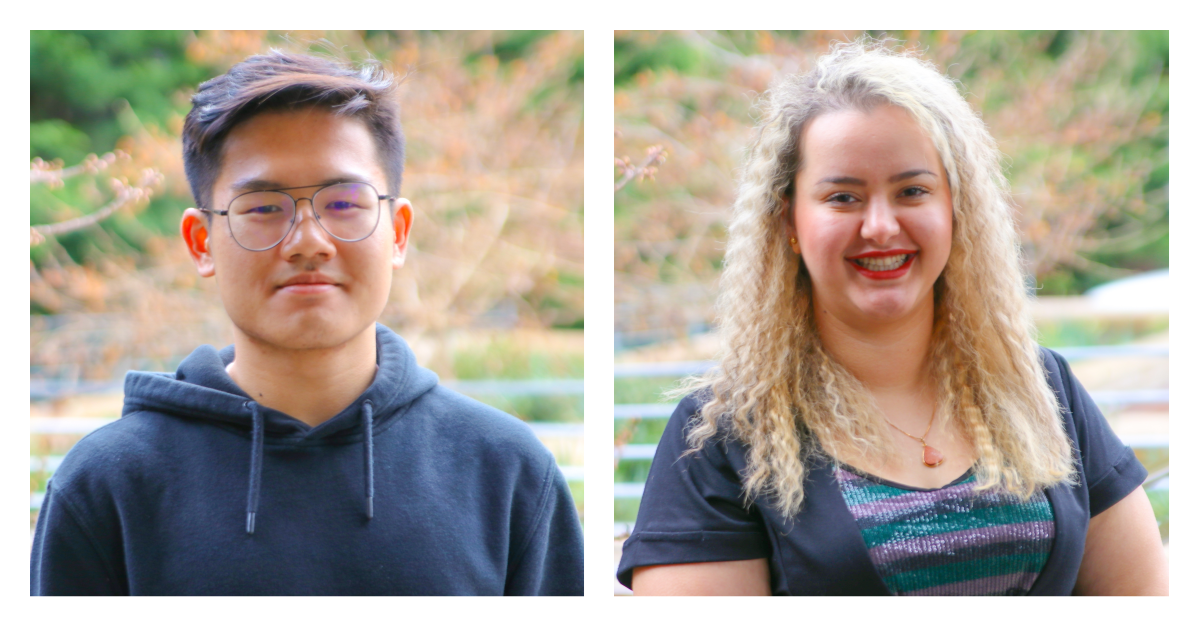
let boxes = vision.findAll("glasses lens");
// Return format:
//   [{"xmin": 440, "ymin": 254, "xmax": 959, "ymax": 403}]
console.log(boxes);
[
  {"xmin": 224, "ymin": 183, "xmax": 382, "ymax": 250},
  {"xmin": 228, "ymin": 191, "xmax": 295, "ymax": 250},
  {"xmin": 313, "ymin": 183, "xmax": 381, "ymax": 241}
]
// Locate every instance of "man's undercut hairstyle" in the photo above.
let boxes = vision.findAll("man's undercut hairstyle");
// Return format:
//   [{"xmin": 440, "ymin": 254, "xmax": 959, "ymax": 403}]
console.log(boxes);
[{"xmin": 182, "ymin": 50, "xmax": 404, "ymax": 211}]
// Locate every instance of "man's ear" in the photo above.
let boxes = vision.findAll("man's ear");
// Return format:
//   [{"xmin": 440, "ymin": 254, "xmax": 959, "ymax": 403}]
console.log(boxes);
[
  {"xmin": 390, "ymin": 198, "xmax": 414, "ymax": 269},
  {"xmin": 181, "ymin": 208, "xmax": 216, "ymax": 277}
]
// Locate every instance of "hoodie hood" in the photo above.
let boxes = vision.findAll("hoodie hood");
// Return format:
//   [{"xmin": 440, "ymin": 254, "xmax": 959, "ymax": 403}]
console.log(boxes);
[{"xmin": 121, "ymin": 323, "xmax": 439, "ymax": 533}]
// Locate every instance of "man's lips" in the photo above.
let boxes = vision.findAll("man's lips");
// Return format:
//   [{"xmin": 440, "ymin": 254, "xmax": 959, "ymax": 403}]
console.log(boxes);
[
  {"xmin": 279, "ymin": 284, "xmax": 336, "ymax": 294},
  {"xmin": 276, "ymin": 271, "xmax": 338, "ymax": 289}
]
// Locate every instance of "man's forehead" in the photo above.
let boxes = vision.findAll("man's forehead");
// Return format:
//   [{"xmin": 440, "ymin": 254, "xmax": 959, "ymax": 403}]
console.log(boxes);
[
  {"xmin": 213, "ymin": 109, "xmax": 385, "ymax": 199},
  {"xmin": 227, "ymin": 175, "xmax": 373, "ymax": 194},
  {"xmin": 220, "ymin": 108, "xmax": 377, "ymax": 158}
]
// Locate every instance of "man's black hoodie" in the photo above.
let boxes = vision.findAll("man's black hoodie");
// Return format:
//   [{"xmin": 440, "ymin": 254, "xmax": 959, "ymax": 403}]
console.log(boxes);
[{"xmin": 30, "ymin": 324, "xmax": 584, "ymax": 595}]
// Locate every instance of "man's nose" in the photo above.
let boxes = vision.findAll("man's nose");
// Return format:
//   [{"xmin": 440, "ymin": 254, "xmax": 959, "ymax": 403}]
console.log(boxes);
[
  {"xmin": 290, "ymin": 198, "xmax": 325, "ymax": 233},
  {"xmin": 289, "ymin": 198, "xmax": 329, "ymax": 235}
]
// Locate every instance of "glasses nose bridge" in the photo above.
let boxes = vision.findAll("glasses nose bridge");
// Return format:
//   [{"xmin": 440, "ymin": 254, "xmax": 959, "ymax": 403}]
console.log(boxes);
[
  {"xmin": 277, "ymin": 192, "xmax": 331, "ymax": 252},
  {"xmin": 287, "ymin": 193, "xmax": 322, "ymax": 224}
]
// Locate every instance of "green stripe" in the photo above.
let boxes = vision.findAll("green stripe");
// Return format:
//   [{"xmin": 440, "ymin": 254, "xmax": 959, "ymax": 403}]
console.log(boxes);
[
  {"xmin": 840, "ymin": 483, "xmax": 908, "ymax": 505},
  {"xmin": 884, "ymin": 552, "xmax": 1049, "ymax": 592},
  {"xmin": 860, "ymin": 501, "xmax": 1054, "ymax": 547}
]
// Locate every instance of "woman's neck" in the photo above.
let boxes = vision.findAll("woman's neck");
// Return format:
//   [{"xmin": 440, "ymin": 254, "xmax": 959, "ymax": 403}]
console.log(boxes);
[{"xmin": 812, "ymin": 295, "xmax": 935, "ymax": 396}]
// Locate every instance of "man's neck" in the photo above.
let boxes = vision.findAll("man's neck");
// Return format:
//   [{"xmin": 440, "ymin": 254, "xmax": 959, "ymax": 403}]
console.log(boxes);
[{"xmin": 225, "ymin": 326, "xmax": 378, "ymax": 427}]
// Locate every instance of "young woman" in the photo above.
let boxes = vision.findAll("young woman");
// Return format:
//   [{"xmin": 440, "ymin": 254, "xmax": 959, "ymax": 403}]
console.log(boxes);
[{"xmin": 617, "ymin": 41, "xmax": 1167, "ymax": 596}]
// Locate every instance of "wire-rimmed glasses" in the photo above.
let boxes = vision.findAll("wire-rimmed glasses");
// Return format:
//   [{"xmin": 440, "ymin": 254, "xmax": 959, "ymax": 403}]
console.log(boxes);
[{"xmin": 198, "ymin": 182, "xmax": 395, "ymax": 251}]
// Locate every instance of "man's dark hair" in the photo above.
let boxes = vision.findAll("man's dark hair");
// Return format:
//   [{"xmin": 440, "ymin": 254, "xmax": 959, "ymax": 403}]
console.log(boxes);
[{"xmin": 182, "ymin": 50, "xmax": 404, "ymax": 211}]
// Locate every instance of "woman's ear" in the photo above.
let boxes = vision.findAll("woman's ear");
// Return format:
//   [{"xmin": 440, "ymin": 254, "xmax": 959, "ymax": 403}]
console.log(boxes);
[{"xmin": 781, "ymin": 196, "xmax": 801, "ymax": 254}]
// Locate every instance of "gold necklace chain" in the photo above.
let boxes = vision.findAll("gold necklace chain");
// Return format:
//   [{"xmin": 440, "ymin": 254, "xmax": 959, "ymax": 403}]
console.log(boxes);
[{"xmin": 882, "ymin": 410, "xmax": 944, "ymax": 468}]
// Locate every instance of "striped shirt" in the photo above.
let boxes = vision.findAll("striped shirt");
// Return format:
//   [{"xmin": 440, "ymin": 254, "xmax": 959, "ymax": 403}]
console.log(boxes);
[{"xmin": 835, "ymin": 466, "xmax": 1055, "ymax": 596}]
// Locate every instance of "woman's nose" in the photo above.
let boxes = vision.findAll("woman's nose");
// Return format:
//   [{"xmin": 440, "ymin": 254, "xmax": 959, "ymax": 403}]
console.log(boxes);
[{"xmin": 864, "ymin": 201, "xmax": 902, "ymax": 238}]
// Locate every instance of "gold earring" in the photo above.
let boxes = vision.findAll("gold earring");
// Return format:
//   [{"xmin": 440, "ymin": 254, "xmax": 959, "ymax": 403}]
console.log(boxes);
[{"xmin": 789, "ymin": 237, "xmax": 797, "ymax": 246}]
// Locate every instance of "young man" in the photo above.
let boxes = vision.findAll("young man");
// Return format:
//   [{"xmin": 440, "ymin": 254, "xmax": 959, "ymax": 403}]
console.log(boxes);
[{"xmin": 30, "ymin": 51, "xmax": 584, "ymax": 596}]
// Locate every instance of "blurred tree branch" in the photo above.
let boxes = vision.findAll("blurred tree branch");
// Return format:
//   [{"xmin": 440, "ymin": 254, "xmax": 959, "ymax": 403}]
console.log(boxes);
[
  {"xmin": 614, "ymin": 416, "xmax": 642, "ymax": 470},
  {"xmin": 30, "ymin": 152, "xmax": 163, "ymax": 246},
  {"xmin": 615, "ymin": 143, "xmax": 668, "ymax": 192}
]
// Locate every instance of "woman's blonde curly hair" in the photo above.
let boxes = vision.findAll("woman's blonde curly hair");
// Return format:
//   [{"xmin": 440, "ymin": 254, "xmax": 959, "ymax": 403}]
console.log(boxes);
[{"xmin": 680, "ymin": 39, "xmax": 1076, "ymax": 518}]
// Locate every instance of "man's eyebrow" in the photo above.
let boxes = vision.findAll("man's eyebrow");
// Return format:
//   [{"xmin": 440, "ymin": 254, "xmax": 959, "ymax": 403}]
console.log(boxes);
[
  {"xmin": 228, "ymin": 176, "xmax": 366, "ymax": 194},
  {"xmin": 814, "ymin": 170, "xmax": 936, "ymax": 186}
]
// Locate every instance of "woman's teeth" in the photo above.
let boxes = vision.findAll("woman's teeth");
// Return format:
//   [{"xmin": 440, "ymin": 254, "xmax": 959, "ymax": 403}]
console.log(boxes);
[{"xmin": 851, "ymin": 254, "xmax": 912, "ymax": 271}]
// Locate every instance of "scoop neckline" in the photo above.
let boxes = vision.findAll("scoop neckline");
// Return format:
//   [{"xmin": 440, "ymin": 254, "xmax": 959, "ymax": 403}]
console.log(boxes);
[{"xmin": 835, "ymin": 458, "xmax": 974, "ymax": 494}]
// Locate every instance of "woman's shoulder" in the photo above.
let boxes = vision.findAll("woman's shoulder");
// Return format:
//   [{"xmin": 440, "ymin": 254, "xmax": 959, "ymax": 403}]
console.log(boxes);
[
  {"xmin": 671, "ymin": 388, "xmax": 710, "ymax": 420},
  {"xmin": 664, "ymin": 388, "xmax": 734, "ymax": 441},
  {"xmin": 654, "ymin": 389, "xmax": 710, "ymax": 442}
]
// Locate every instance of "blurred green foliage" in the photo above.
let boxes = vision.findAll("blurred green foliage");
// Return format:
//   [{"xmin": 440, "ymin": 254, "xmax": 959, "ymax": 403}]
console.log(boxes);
[
  {"xmin": 446, "ymin": 333, "xmax": 583, "ymax": 422},
  {"xmin": 31, "ymin": 31, "xmax": 212, "ymax": 162}
]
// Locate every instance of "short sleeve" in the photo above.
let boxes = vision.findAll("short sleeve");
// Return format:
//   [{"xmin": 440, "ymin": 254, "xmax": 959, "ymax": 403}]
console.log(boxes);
[
  {"xmin": 616, "ymin": 393, "xmax": 770, "ymax": 588},
  {"xmin": 1042, "ymin": 348, "xmax": 1148, "ymax": 517}
]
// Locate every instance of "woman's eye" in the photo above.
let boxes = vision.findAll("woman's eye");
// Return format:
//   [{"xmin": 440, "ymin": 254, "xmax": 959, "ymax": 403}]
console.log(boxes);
[{"xmin": 830, "ymin": 187, "xmax": 931, "ymax": 204}]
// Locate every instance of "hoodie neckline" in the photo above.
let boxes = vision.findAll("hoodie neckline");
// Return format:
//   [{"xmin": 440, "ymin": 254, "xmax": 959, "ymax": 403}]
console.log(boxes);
[
  {"xmin": 213, "ymin": 343, "xmax": 380, "ymax": 440},
  {"xmin": 225, "ymin": 338, "xmax": 384, "ymax": 535},
  {"xmin": 243, "ymin": 393, "xmax": 378, "ymax": 534},
  {"xmin": 121, "ymin": 323, "xmax": 438, "ymax": 535}
]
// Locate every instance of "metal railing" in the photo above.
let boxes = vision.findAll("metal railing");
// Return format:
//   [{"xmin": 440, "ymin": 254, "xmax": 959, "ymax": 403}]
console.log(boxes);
[{"xmin": 613, "ymin": 343, "xmax": 1169, "ymax": 379}]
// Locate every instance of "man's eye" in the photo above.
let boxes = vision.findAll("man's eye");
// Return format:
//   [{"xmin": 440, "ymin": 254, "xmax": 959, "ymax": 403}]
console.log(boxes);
[
  {"xmin": 325, "ymin": 201, "xmax": 357, "ymax": 211},
  {"xmin": 245, "ymin": 205, "xmax": 283, "ymax": 214}
]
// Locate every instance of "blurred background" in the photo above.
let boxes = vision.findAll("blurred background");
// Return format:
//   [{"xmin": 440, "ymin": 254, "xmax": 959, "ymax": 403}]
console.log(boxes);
[
  {"xmin": 613, "ymin": 31, "xmax": 1168, "ymax": 593},
  {"xmin": 29, "ymin": 31, "xmax": 585, "ymax": 531}
]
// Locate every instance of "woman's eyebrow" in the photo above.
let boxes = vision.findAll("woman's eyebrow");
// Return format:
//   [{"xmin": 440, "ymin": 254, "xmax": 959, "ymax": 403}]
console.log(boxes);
[{"xmin": 816, "ymin": 168, "xmax": 936, "ymax": 186}]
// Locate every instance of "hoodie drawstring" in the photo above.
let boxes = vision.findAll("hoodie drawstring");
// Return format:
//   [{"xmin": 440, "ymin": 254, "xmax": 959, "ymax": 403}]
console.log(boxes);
[
  {"xmin": 245, "ymin": 401, "xmax": 264, "ymax": 535},
  {"xmin": 242, "ymin": 399, "xmax": 375, "ymax": 535},
  {"xmin": 363, "ymin": 399, "xmax": 375, "ymax": 521}
]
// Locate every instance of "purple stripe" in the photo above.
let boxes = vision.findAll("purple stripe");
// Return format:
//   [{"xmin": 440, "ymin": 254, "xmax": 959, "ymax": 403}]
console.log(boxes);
[
  {"xmin": 868, "ymin": 521, "xmax": 1055, "ymax": 564},
  {"xmin": 834, "ymin": 468, "xmax": 862, "ymax": 483},
  {"xmin": 905, "ymin": 571, "xmax": 1039, "ymax": 596},
  {"xmin": 845, "ymin": 480, "xmax": 995, "ymax": 517}
]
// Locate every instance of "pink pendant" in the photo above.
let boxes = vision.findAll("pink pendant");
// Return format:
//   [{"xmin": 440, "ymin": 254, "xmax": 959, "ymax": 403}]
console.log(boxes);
[{"xmin": 922, "ymin": 444, "xmax": 944, "ymax": 468}]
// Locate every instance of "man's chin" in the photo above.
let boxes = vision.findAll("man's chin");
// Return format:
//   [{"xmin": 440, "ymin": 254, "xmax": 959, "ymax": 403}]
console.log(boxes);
[{"xmin": 231, "ymin": 319, "xmax": 350, "ymax": 348}]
